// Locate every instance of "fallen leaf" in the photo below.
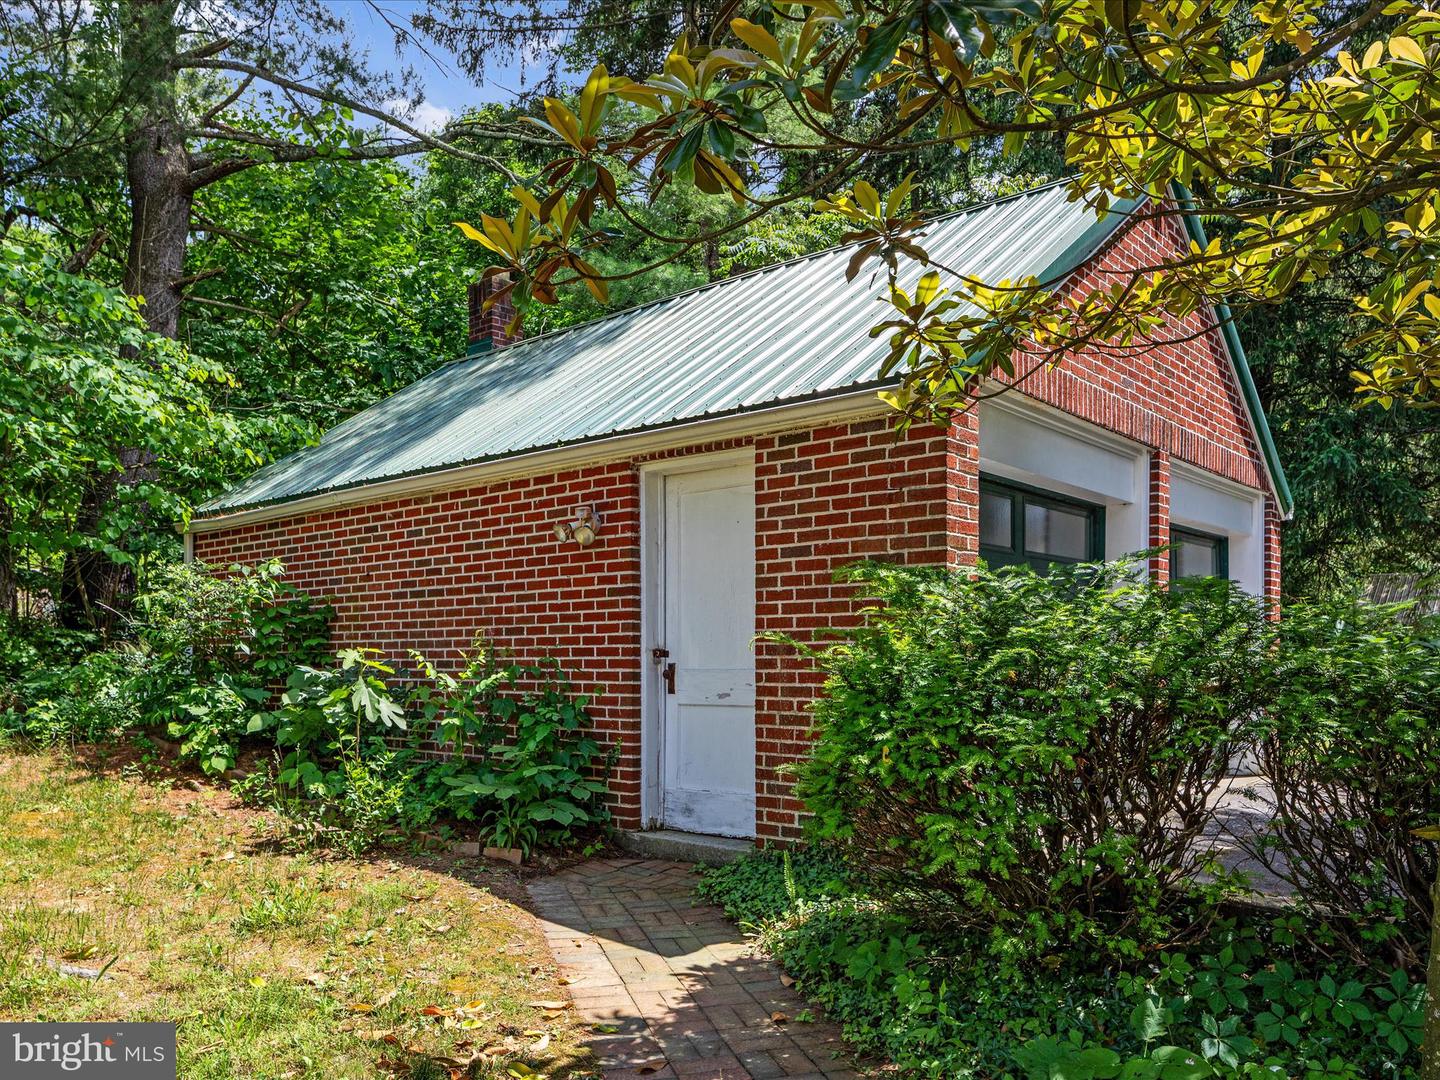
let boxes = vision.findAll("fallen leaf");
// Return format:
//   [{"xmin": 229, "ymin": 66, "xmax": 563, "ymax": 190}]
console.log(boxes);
[
  {"xmin": 372, "ymin": 988, "xmax": 399, "ymax": 1010},
  {"xmin": 347, "ymin": 1003, "xmax": 375, "ymax": 1013},
  {"xmin": 304, "ymin": 972, "xmax": 328, "ymax": 987},
  {"xmin": 529, "ymin": 1032, "xmax": 551, "ymax": 1053},
  {"xmin": 635, "ymin": 1061, "xmax": 668, "ymax": 1075},
  {"xmin": 458, "ymin": 999, "xmax": 487, "ymax": 1015},
  {"xmin": 356, "ymin": 1029, "xmax": 393, "ymax": 1042},
  {"xmin": 248, "ymin": 977, "xmax": 268, "ymax": 988},
  {"xmin": 420, "ymin": 1005, "xmax": 446, "ymax": 1017},
  {"xmin": 525, "ymin": 1000, "xmax": 569, "ymax": 1011}
]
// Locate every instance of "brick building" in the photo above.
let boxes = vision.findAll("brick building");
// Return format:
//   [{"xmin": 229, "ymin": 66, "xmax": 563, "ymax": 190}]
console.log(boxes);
[{"xmin": 187, "ymin": 182, "xmax": 1291, "ymax": 842}]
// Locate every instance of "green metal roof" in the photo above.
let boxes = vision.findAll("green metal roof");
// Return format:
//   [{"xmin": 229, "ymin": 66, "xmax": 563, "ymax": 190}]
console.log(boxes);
[{"xmin": 198, "ymin": 180, "xmax": 1288, "ymax": 517}]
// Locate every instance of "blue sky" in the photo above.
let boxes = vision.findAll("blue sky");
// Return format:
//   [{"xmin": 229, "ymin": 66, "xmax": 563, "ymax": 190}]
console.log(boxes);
[{"xmin": 346, "ymin": 1, "xmax": 564, "ymax": 127}]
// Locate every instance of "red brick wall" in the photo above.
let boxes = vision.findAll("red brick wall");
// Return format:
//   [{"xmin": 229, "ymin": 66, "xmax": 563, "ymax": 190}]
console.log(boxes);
[
  {"xmin": 192, "ymin": 420, "xmax": 947, "ymax": 836},
  {"xmin": 1009, "ymin": 204, "xmax": 1267, "ymax": 493},
  {"xmin": 192, "ymin": 208, "xmax": 1284, "ymax": 840},
  {"xmin": 751, "ymin": 419, "xmax": 951, "ymax": 837},
  {"xmin": 194, "ymin": 461, "xmax": 647, "ymax": 821}
]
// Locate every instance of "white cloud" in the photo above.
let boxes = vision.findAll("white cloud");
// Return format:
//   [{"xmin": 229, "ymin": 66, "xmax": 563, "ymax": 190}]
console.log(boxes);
[{"xmin": 383, "ymin": 97, "xmax": 453, "ymax": 134}]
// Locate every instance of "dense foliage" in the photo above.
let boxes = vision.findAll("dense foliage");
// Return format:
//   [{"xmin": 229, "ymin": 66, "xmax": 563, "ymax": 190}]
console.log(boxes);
[
  {"xmin": 791, "ymin": 560, "xmax": 1272, "ymax": 963},
  {"xmin": 1259, "ymin": 598, "xmax": 1440, "ymax": 971},
  {"xmin": 690, "ymin": 560, "xmax": 1440, "ymax": 1075},
  {"xmin": 700, "ymin": 849, "xmax": 1423, "ymax": 1078},
  {"xmin": 0, "ymin": 559, "xmax": 329, "ymax": 759},
  {"xmin": 791, "ymin": 561, "xmax": 1440, "ymax": 974},
  {"xmin": 0, "ymin": 239, "xmax": 266, "ymax": 625},
  {"xmin": 1241, "ymin": 257, "xmax": 1440, "ymax": 596},
  {"xmin": 1, "ymin": 564, "xmax": 611, "ymax": 857}
]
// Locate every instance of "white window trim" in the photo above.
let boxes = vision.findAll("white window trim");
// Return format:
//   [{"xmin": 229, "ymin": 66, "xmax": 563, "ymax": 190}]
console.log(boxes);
[
  {"xmin": 1169, "ymin": 460, "xmax": 1265, "ymax": 595},
  {"xmin": 978, "ymin": 395, "xmax": 1148, "ymax": 562}
]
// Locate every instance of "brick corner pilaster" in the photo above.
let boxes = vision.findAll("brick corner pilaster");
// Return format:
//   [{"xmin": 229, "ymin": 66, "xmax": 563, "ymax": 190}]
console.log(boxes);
[
  {"xmin": 1148, "ymin": 450, "xmax": 1172, "ymax": 584},
  {"xmin": 945, "ymin": 406, "xmax": 981, "ymax": 569}
]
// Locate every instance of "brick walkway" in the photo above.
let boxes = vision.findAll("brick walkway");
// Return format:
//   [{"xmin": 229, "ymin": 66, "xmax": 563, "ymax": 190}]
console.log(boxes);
[{"xmin": 526, "ymin": 858, "xmax": 865, "ymax": 1080}]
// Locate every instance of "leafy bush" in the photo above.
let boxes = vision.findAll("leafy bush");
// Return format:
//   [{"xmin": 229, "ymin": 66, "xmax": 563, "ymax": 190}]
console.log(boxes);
[
  {"xmin": 255, "ymin": 649, "xmax": 408, "ymax": 793},
  {"xmin": 166, "ymin": 675, "xmax": 269, "ymax": 774},
  {"xmin": 234, "ymin": 643, "xmax": 612, "ymax": 857},
  {"xmin": 430, "ymin": 653, "xmax": 612, "ymax": 854},
  {"xmin": 695, "ymin": 847, "xmax": 854, "ymax": 926},
  {"xmin": 0, "ymin": 644, "xmax": 138, "ymax": 744},
  {"xmin": 1, "ymin": 560, "xmax": 331, "ymax": 772},
  {"xmin": 792, "ymin": 560, "xmax": 1272, "ymax": 963},
  {"xmin": 236, "ymin": 649, "xmax": 427, "ymax": 853},
  {"xmin": 1251, "ymin": 597, "xmax": 1440, "ymax": 971},
  {"xmin": 129, "ymin": 560, "xmax": 333, "ymax": 772},
  {"xmin": 701, "ymin": 851, "xmax": 1422, "ymax": 1078}
]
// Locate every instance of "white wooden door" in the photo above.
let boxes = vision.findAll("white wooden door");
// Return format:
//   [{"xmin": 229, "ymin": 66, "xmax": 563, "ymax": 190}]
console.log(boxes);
[{"xmin": 659, "ymin": 464, "xmax": 756, "ymax": 837}]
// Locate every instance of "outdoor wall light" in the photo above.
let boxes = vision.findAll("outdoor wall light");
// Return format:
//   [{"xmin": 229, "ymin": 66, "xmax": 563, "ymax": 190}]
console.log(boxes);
[{"xmin": 553, "ymin": 506, "xmax": 601, "ymax": 547}]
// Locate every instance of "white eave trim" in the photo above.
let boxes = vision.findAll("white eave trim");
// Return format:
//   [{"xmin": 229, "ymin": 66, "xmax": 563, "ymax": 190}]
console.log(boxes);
[{"xmin": 184, "ymin": 388, "xmax": 891, "ymax": 535}]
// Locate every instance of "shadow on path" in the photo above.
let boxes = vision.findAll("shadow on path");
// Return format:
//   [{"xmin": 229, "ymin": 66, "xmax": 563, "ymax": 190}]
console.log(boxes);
[{"xmin": 527, "ymin": 858, "xmax": 867, "ymax": 1080}]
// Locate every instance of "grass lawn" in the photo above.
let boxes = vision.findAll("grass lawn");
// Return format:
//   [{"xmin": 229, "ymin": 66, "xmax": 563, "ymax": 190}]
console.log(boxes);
[{"xmin": 0, "ymin": 743, "xmax": 597, "ymax": 1079}]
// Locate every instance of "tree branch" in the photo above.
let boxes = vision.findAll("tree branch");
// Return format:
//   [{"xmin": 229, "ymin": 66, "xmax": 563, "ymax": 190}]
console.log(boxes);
[
  {"xmin": 62, "ymin": 228, "xmax": 109, "ymax": 274},
  {"xmin": 177, "ymin": 55, "xmax": 544, "ymax": 183}
]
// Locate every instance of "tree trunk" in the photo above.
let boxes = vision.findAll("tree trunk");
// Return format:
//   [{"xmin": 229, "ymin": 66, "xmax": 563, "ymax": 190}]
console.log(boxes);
[
  {"xmin": 122, "ymin": 120, "xmax": 192, "ymax": 337},
  {"xmin": 59, "ymin": 0, "xmax": 188, "ymax": 633}
]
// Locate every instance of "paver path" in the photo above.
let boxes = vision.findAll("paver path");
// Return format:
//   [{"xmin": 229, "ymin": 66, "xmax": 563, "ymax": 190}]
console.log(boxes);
[{"xmin": 527, "ymin": 858, "xmax": 865, "ymax": 1080}]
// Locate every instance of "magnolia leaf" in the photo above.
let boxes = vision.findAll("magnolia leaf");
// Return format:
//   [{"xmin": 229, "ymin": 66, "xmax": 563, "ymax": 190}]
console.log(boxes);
[
  {"xmin": 1390, "ymin": 35, "xmax": 1427, "ymax": 65},
  {"xmin": 731, "ymin": 18, "xmax": 784, "ymax": 64},
  {"xmin": 577, "ymin": 63, "xmax": 608, "ymax": 133}
]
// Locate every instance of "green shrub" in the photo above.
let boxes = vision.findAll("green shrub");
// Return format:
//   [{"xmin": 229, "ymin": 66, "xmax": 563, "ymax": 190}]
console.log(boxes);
[
  {"xmin": 695, "ymin": 847, "xmax": 854, "ymax": 926},
  {"xmin": 1252, "ymin": 597, "xmax": 1440, "ymax": 971},
  {"xmin": 700, "ymin": 850, "xmax": 1421, "ymax": 1078},
  {"xmin": 239, "ymin": 650, "xmax": 425, "ymax": 854},
  {"xmin": 1, "ymin": 560, "xmax": 331, "ymax": 769},
  {"xmin": 237, "ymin": 643, "xmax": 612, "ymax": 857},
  {"xmin": 0, "ymin": 645, "xmax": 138, "ymax": 744},
  {"xmin": 132, "ymin": 559, "xmax": 332, "ymax": 685},
  {"xmin": 129, "ymin": 560, "xmax": 333, "ymax": 772},
  {"xmin": 430, "ymin": 653, "xmax": 612, "ymax": 854},
  {"xmin": 792, "ymin": 559, "xmax": 1272, "ymax": 964}
]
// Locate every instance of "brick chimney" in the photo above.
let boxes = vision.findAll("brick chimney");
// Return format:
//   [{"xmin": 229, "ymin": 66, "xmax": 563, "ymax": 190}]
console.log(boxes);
[{"xmin": 467, "ymin": 273, "xmax": 522, "ymax": 355}]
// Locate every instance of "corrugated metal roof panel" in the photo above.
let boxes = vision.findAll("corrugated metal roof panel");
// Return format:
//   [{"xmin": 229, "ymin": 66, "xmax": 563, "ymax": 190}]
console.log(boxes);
[{"xmin": 200, "ymin": 182, "xmax": 1130, "ymax": 515}]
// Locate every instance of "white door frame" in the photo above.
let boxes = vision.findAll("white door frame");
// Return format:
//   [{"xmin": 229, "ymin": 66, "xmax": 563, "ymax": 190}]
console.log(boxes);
[{"xmin": 638, "ymin": 448, "xmax": 756, "ymax": 830}]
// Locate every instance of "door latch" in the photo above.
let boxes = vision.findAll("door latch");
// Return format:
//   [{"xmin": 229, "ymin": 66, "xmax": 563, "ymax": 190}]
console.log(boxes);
[{"xmin": 652, "ymin": 647, "xmax": 677, "ymax": 694}]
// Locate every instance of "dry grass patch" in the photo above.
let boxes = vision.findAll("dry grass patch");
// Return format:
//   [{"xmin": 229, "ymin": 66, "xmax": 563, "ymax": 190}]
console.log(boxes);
[{"xmin": 0, "ymin": 745, "xmax": 596, "ymax": 1079}]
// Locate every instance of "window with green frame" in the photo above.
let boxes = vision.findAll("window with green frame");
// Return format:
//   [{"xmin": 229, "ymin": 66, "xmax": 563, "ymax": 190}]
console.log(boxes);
[
  {"xmin": 979, "ymin": 477, "xmax": 1105, "ymax": 572},
  {"xmin": 1170, "ymin": 526, "xmax": 1229, "ymax": 580}
]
